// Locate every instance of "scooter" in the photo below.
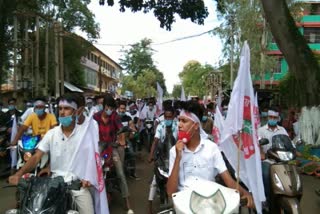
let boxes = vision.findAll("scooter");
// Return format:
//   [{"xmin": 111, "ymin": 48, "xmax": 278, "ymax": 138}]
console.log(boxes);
[
  {"xmin": 260, "ymin": 134, "xmax": 303, "ymax": 213},
  {"xmin": 159, "ymin": 178, "xmax": 247, "ymax": 214},
  {"xmin": 5, "ymin": 176, "xmax": 80, "ymax": 214}
]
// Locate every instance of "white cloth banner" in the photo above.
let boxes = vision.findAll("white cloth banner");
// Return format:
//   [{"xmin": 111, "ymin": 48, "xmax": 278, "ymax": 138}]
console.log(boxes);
[
  {"xmin": 213, "ymin": 106, "xmax": 224, "ymax": 145},
  {"xmin": 156, "ymin": 82, "xmax": 163, "ymax": 116},
  {"xmin": 220, "ymin": 41, "xmax": 265, "ymax": 213},
  {"xmin": 180, "ymin": 86, "xmax": 186, "ymax": 101},
  {"xmin": 10, "ymin": 115, "xmax": 18, "ymax": 168},
  {"xmin": 68, "ymin": 116, "xmax": 109, "ymax": 214}
]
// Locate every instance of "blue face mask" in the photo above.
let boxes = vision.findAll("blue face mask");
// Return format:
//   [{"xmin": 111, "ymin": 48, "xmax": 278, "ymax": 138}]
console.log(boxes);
[
  {"xmin": 268, "ymin": 119, "xmax": 278, "ymax": 127},
  {"xmin": 261, "ymin": 112, "xmax": 268, "ymax": 117},
  {"xmin": 8, "ymin": 105, "xmax": 15, "ymax": 110},
  {"xmin": 106, "ymin": 109, "xmax": 113, "ymax": 116},
  {"xmin": 59, "ymin": 115, "xmax": 74, "ymax": 127},
  {"xmin": 165, "ymin": 119, "xmax": 173, "ymax": 127},
  {"xmin": 118, "ymin": 112, "xmax": 125, "ymax": 117},
  {"xmin": 97, "ymin": 104, "xmax": 103, "ymax": 111},
  {"xmin": 202, "ymin": 116, "xmax": 208, "ymax": 122},
  {"xmin": 35, "ymin": 109, "xmax": 45, "ymax": 116}
]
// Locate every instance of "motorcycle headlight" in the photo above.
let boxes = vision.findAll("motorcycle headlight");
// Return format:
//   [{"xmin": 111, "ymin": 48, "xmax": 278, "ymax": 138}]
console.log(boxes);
[
  {"xmin": 23, "ymin": 152, "xmax": 32, "ymax": 161},
  {"xmin": 274, "ymin": 173, "xmax": 284, "ymax": 191},
  {"xmin": 276, "ymin": 151, "xmax": 293, "ymax": 161},
  {"xmin": 5, "ymin": 209, "xmax": 18, "ymax": 214},
  {"xmin": 146, "ymin": 124, "xmax": 152, "ymax": 129}
]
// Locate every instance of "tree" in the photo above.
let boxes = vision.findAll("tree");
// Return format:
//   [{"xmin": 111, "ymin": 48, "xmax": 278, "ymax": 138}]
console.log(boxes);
[
  {"xmin": 171, "ymin": 84, "xmax": 182, "ymax": 99},
  {"xmin": 120, "ymin": 38, "xmax": 167, "ymax": 96},
  {"xmin": 98, "ymin": 0, "xmax": 209, "ymax": 31},
  {"xmin": 0, "ymin": 0, "xmax": 100, "ymax": 96},
  {"xmin": 214, "ymin": 0, "xmax": 277, "ymax": 88},
  {"xmin": 179, "ymin": 60, "xmax": 213, "ymax": 98},
  {"xmin": 261, "ymin": 0, "xmax": 320, "ymax": 106}
]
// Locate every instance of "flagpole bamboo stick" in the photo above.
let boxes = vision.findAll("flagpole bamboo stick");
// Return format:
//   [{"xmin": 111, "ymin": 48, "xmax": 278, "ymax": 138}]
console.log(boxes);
[{"xmin": 236, "ymin": 130, "xmax": 242, "ymax": 192}]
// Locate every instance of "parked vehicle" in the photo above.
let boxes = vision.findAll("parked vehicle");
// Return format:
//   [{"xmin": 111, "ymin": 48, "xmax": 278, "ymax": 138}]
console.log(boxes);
[
  {"xmin": 260, "ymin": 134, "xmax": 303, "ymax": 213},
  {"xmin": 5, "ymin": 176, "xmax": 80, "ymax": 214}
]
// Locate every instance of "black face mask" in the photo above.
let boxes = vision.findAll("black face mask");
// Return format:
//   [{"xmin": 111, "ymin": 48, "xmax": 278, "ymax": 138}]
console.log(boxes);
[{"xmin": 130, "ymin": 110, "xmax": 137, "ymax": 115}]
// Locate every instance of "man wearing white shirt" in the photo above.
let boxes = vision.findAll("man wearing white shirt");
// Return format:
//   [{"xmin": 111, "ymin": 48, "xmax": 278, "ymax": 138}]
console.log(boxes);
[
  {"xmin": 166, "ymin": 101, "xmax": 254, "ymax": 208},
  {"xmin": 258, "ymin": 108, "xmax": 289, "ymax": 200}
]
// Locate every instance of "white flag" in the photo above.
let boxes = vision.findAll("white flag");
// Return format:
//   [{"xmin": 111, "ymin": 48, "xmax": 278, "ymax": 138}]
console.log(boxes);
[
  {"xmin": 180, "ymin": 86, "xmax": 186, "ymax": 101},
  {"xmin": 156, "ymin": 82, "xmax": 163, "ymax": 115},
  {"xmin": 220, "ymin": 41, "xmax": 265, "ymax": 213},
  {"xmin": 69, "ymin": 117, "xmax": 109, "ymax": 214},
  {"xmin": 212, "ymin": 106, "xmax": 224, "ymax": 145},
  {"xmin": 10, "ymin": 115, "xmax": 18, "ymax": 168}
]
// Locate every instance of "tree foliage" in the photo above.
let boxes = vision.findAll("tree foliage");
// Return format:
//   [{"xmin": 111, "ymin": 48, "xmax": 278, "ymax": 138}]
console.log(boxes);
[
  {"xmin": 98, "ymin": 0, "xmax": 209, "ymax": 31},
  {"xmin": 119, "ymin": 38, "xmax": 167, "ymax": 98},
  {"xmin": 261, "ymin": 0, "xmax": 320, "ymax": 106},
  {"xmin": 171, "ymin": 84, "xmax": 182, "ymax": 99},
  {"xmin": 179, "ymin": 60, "xmax": 213, "ymax": 98}
]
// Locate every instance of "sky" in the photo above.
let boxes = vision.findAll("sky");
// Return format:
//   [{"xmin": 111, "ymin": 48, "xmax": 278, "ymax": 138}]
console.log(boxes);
[{"xmin": 85, "ymin": 0, "xmax": 223, "ymax": 93}]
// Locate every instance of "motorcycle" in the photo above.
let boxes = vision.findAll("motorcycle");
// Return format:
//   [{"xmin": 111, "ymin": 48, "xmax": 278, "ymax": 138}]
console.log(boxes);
[
  {"xmin": 5, "ymin": 176, "xmax": 80, "ymax": 214},
  {"xmin": 154, "ymin": 131, "xmax": 176, "ymax": 210},
  {"xmin": 260, "ymin": 134, "xmax": 303, "ymax": 213},
  {"xmin": 99, "ymin": 141, "xmax": 119, "ymax": 202},
  {"xmin": 0, "ymin": 126, "xmax": 12, "ymax": 177},
  {"xmin": 144, "ymin": 119, "xmax": 154, "ymax": 152},
  {"xmin": 159, "ymin": 178, "xmax": 247, "ymax": 214},
  {"xmin": 16, "ymin": 134, "xmax": 48, "ymax": 177}
]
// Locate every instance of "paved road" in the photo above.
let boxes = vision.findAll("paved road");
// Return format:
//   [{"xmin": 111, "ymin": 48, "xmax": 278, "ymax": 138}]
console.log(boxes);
[{"xmin": 1, "ymin": 150, "xmax": 320, "ymax": 214}]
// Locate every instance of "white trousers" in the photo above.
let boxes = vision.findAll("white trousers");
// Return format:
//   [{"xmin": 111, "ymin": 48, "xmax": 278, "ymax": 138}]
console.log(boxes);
[
  {"xmin": 71, "ymin": 187, "xmax": 94, "ymax": 214},
  {"xmin": 148, "ymin": 175, "xmax": 157, "ymax": 201},
  {"xmin": 10, "ymin": 147, "xmax": 17, "ymax": 168}
]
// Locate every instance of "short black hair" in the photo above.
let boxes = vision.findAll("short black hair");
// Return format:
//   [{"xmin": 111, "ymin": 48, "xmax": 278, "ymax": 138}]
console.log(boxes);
[
  {"xmin": 34, "ymin": 97, "xmax": 47, "ymax": 103},
  {"xmin": 164, "ymin": 105, "xmax": 175, "ymax": 114},
  {"xmin": 72, "ymin": 93, "xmax": 85, "ymax": 107},
  {"xmin": 103, "ymin": 94, "xmax": 116, "ymax": 108},
  {"xmin": 119, "ymin": 100, "xmax": 127, "ymax": 107},
  {"xmin": 181, "ymin": 100, "xmax": 203, "ymax": 121}
]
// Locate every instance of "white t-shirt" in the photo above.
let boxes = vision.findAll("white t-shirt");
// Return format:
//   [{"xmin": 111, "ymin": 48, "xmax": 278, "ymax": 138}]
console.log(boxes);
[
  {"xmin": 38, "ymin": 124, "xmax": 85, "ymax": 182},
  {"xmin": 258, "ymin": 124, "xmax": 289, "ymax": 153},
  {"xmin": 169, "ymin": 138, "xmax": 227, "ymax": 191}
]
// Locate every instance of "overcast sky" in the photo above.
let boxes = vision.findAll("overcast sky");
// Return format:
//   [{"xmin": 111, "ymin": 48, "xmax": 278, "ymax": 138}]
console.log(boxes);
[{"xmin": 86, "ymin": 0, "xmax": 223, "ymax": 93}]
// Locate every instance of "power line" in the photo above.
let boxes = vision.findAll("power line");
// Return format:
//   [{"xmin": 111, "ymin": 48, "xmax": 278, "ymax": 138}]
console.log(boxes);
[{"xmin": 93, "ymin": 29, "xmax": 214, "ymax": 47}]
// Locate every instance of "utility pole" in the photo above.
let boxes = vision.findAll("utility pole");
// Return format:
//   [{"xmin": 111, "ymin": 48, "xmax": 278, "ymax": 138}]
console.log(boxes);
[
  {"xmin": 59, "ymin": 22, "xmax": 64, "ymax": 95},
  {"xmin": 44, "ymin": 21, "xmax": 49, "ymax": 96},
  {"xmin": 13, "ymin": 14, "xmax": 18, "ymax": 98},
  {"xmin": 230, "ymin": 14, "xmax": 235, "ymax": 89},
  {"xmin": 35, "ymin": 16, "xmax": 40, "ymax": 96},
  {"xmin": 54, "ymin": 22, "xmax": 60, "ymax": 98},
  {"xmin": 24, "ymin": 18, "xmax": 29, "ymax": 91},
  {"xmin": 99, "ymin": 56, "xmax": 102, "ymax": 94}
]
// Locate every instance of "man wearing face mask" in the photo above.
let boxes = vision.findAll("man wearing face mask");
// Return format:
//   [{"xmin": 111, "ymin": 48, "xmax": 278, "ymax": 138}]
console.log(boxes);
[
  {"xmin": 167, "ymin": 101, "xmax": 254, "ymax": 208},
  {"xmin": 9, "ymin": 94, "xmax": 98, "ymax": 214},
  {"xmin": 201, "ymin": 107, "xmax": 214, "ymax": 135},
  {"xmin": 93, "ymin": 94, "xmax": 134, "ymax": 214},
  {"xmin": 258, "ymin": 108, "xmax": 288, "ymax": 199},
  {"xmin": 10, "ymin": 98, "xmax": 57, "ymax": 146},
  {"xmin": 147, "ymin": 106, "xmax": 178, "ymax": 213}
]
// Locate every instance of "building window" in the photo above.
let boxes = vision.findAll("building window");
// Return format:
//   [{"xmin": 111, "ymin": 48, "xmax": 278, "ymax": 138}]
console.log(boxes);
[
  {"xmin": 273, "ymin": 59, "xmax": 282, "ymax": 74},
  {"xmin": 310, "ymin": 4, "xmax": 320, "ymax": 15},
  {"xmin": 304, "ymin": 27, "xmax": 320, "ymax": 43}
]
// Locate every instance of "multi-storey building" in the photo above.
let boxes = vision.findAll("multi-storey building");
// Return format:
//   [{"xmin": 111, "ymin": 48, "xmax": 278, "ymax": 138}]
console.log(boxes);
[
  {"xmin": 253, "ymin": 1, "xmax": 320, "ymax": 90},
  {"xmin": 80, "ymin": 45, "xmax": 122, "ymax": 96}
]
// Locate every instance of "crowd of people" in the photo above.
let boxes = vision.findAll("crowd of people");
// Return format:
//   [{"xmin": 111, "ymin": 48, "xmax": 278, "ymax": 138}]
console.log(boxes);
[{"xmin": 0, "ymin": 93, "xmax": 300, "ymax": 214}]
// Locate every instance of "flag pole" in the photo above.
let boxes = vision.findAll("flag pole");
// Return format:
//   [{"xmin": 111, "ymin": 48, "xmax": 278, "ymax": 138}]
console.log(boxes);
[{"xmin": 236, "ymin": 129, "xmax": 242, "ymax": 192}]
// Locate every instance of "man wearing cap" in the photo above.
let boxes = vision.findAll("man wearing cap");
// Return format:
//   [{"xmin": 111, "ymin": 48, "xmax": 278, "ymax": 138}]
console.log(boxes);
[
  {"xmin": 258, "ymin": 108, "xmax": 289, "ymax": 199},
  {"xmin": 10, "ymin": 98, "xmax": 57, "ymax": 146},
  {"xmin": 167, "ymin": 101, "xmax": 254, "ymax": 208},
  {"xmin": 9, "ymin": 94, "xmax": 98, "ymax": 214}
]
